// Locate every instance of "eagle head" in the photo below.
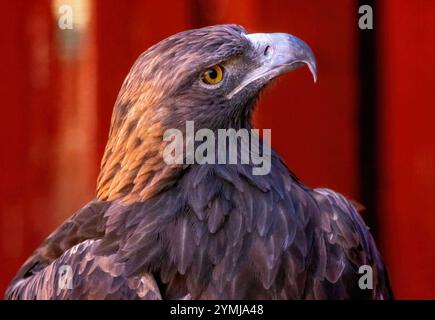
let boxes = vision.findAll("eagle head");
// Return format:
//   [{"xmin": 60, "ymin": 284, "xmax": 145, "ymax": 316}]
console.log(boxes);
[{"xmin": 97, "ymin": 24, "xmax": 316, "ymax": 202}]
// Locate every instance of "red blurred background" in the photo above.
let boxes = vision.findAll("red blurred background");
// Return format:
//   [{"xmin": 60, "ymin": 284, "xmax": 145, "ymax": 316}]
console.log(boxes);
[{"xmin": 1, "ymin": 0, "xmax": 434, "ymax": 299}]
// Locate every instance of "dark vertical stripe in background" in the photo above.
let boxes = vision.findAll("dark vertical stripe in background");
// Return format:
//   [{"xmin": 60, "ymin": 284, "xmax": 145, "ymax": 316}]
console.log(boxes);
[
  {"xmin": 358, "ymin": 0, "xmax": 379, "ymax": 239},
  {"xmin": 190, "ymin": 0, "xmax": 220, "ymax": 28}
]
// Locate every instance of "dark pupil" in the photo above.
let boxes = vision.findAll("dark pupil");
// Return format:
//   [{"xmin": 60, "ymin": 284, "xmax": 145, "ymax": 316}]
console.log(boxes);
[{"xmin": 208, "ymin": 68, "xmax": 218, "ymax": 79}]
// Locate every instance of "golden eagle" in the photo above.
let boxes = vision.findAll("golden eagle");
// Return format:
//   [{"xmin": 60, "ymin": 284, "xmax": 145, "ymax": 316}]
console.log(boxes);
[{"xmin": 6, "ymin": 25, "xmax": 392, "ymax": 299}]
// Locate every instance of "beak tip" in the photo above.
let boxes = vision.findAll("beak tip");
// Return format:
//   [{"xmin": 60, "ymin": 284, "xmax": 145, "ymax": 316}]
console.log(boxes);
[{"xmin": 306, "ymin": 61, "xmax": 318, "ymax": 83}]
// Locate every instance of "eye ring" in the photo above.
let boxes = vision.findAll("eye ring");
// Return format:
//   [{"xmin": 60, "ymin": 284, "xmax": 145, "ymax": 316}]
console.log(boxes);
[{"xmin": 201, "ymin": 64, "xmax": 224, "ymax": 85}]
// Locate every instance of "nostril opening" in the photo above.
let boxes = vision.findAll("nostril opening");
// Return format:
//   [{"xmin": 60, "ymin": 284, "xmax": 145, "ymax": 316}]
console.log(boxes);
[{"xmin": 264, "ymin": 45, "xmax": 272, "ymax": 56}]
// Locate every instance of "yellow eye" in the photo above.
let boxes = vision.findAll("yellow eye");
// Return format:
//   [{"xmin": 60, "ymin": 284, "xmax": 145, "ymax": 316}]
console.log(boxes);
[{"xmin": 202, "ymin": 65, "xmax": 224, "ymax": 85}]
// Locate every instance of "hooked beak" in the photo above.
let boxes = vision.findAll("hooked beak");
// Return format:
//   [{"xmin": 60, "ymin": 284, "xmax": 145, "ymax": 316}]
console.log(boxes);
[{"xmin": 227, "ymin": 32, "xmax": 317, "ymax": 99}]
